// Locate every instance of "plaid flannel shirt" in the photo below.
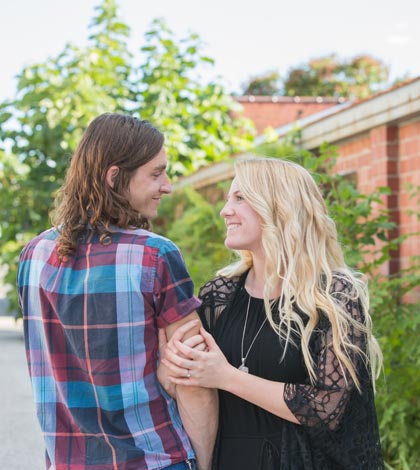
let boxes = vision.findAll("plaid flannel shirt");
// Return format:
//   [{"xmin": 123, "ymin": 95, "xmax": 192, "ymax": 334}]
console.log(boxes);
[{"xmin": 17, "ymin": 227, "xmax": 201, "ymax": 470}]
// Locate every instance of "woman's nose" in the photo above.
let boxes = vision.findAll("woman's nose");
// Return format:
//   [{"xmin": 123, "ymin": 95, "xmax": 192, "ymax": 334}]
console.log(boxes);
[{"xmin": 220, "ymin": 202, "xmax": 234, "ymax": 217}]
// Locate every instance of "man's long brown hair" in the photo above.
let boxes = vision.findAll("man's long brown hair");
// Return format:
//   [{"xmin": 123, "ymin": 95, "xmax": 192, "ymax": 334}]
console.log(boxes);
[{"xmin": 51, "ymin": 113, "xmax": 164, "ymax": 258}]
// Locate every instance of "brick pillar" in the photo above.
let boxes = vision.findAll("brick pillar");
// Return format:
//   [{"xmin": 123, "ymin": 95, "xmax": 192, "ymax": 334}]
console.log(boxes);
[
  {"xmin": 369, "ymin": 125, "xmax": 400, "ymax": 275},
  {"xmin": 399, "ymin": 121, "xmax": 420, "ymax": 302}
]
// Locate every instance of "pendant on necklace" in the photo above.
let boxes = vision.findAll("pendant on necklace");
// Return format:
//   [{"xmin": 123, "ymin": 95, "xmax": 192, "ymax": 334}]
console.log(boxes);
[{"xmin": 238, "ymin": 358, "xmax": 249, "ymax": 373}]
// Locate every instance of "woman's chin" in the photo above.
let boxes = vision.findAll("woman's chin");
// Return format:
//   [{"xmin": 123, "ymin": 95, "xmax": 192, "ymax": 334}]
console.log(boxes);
[
  {"xmin": 224, "ymin": 238, "xmax": 232, "ymax": 249},
  {"xmin": 224, "ymin": 238, "xmax": 240, "ymax": 250}
]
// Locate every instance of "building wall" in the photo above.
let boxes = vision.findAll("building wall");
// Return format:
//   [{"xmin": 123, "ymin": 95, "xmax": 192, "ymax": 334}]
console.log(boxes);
[
  {"xmin": 235, "ymin": 98, "xmax": 341, "ymax": 134},
  {"xmin": 331, "ymin": 119, "xmax": 420, "ymax": 296},
  {"xmin": 398, "ymin": 120, "xmax": 420, "ymax": 274},
  {"xmin": 333, "ymin": 134, "xmax": 372, "ymax": 191}
]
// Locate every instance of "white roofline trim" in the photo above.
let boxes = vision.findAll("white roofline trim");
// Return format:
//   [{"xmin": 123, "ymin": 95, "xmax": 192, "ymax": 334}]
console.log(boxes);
[
  {"xmin": 174, "ymin": 78, "xmax": 420, "ymax": 189},
  {"xmin": 298, "ymin": 79, "xmax": 420, "ymax": 149}
]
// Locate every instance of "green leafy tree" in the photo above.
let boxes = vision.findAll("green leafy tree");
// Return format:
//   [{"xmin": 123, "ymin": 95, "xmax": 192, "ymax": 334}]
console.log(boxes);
[
  {"xmin": 339, "ymin": 55, "xmax": 390, "ymax": 99},
  {"xmin": 283, "ymin": 53, "xmax": 390, "ymax": 99},
  {"xmin": 239, "ymin": 54, "xmax": 390, "ymax": 98},
  {"xmin": 0, "ymin": 0, "xmax": 253, "ymax": 312},
  {"xmin": 241, "ymin": 71, "xmax": 281, "ymax": 96},
  {"xmin": 0, "ymin": 0, "xmax": 133, "ymax": 311},
  {"xmin": 137, "ymin": 18, "xmax": 254, "ymax": 176}
]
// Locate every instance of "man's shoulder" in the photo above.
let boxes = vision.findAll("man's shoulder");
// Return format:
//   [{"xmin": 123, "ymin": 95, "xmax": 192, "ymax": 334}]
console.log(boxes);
[
  {"xmin": 18, "ymin": 229, "xmax": 59, "ymax": 285},
  {"xmin": 116, "ymin": 228, "xmax": 180, "ymax": 255},
  {"xmin": 28, "ymin": 227, "xmax": 58, "ymax": 243},
  {"xmin": 20, "ymin": 228, "xmax": 58, "ymax": 256},
  {"xmin": 144, "ymin": 232, "xmax": 179, "ymax": 255}
]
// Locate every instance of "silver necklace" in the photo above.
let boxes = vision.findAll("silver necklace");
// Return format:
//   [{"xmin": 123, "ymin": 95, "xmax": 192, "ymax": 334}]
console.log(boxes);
[{"xmin": 238, "ymin": 292, "xmax": 268, "ymax": 373}]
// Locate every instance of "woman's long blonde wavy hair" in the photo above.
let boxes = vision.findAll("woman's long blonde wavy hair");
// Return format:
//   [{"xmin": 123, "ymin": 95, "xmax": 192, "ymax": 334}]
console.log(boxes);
[
  {"xmin": 51, "ymin": 113, "xmax": 164, "ymax": 258},
  {"xmin": 218, "ymin": 157, "xmax": 382, "ymax": 391}
]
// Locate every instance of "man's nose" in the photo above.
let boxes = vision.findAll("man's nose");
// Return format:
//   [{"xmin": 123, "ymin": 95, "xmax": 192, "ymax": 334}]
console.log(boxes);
[{"xmin": 160, "ymin": 174, "xmax": 172, "ymax": 194}]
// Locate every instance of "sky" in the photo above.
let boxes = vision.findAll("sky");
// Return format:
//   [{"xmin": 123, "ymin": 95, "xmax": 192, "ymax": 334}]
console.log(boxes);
[{"xmin": 1, "ymin": 0, "xmax": 419, "ymax": 101}]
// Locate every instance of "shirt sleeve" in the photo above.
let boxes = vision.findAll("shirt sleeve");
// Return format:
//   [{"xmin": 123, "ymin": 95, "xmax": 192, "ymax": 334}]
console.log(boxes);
[
  {"xmin": 283, "ymin": 278, "xmax": 367, "ymax": 431},
  {"xmin": 153, "ymin": 239, "xmax": 201, "ymax": 328}
]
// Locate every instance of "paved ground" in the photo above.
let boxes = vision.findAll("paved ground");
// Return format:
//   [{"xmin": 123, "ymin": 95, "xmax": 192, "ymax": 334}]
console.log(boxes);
[{"xmin": 0, "ymin": 316, "xmax": 44, "ymax": 469}]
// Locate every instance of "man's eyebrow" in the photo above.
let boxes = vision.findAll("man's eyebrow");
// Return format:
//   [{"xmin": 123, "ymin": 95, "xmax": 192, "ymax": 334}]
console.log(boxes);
[{"xmin": 152, "ymin": 163, "xmax": 167, "ymax": 171}]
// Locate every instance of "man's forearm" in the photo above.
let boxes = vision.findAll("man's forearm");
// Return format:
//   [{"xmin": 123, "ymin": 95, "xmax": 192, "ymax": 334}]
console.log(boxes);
[{"xmin": 176, "ymin": 386, "xmax": 218, "ymax": 470}]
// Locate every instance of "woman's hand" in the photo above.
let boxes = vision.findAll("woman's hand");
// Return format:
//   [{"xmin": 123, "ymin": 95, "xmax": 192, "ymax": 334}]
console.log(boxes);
[
  {"xmin": 157, "ymin": 321, "xmax": 207, "ymax": 397},
  {"xmin": 161, "ymin": 327, "xmax": 234, "ymax": 389}
]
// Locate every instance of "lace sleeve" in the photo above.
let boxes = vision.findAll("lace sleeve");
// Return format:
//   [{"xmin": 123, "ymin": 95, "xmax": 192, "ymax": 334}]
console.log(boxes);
[
  {"xmin": 197, "ymin": 280, "xmax": 216, "ymax": 333},
  {"xmin": 197, "ymin": 275, "xmax": 241, "ymax": 334},
  {"xmin": 284, "ymin": 277, "xmax": 367, "ymax": 431}
]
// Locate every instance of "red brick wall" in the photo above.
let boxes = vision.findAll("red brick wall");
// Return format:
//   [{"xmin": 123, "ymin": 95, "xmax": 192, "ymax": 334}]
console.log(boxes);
[
  {"xmin": 332, "ymin": 120, "xmax": 420, "ymax": 298},
  {"xmin": 334, "ymin": 134, "xmax": 372, "ymax": 193},
  {"xmin": 237, "ymin": 101, "xmax": 338, "ymax": 134},
  {"xmin": 398, "ymin": 121, "xmax": 420, "ymax": 276}
]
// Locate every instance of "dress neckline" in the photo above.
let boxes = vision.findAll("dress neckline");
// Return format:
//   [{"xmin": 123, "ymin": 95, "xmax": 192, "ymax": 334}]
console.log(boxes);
[{"xmin": 241, "ymin": 270, "xmax": 279, "ymax": 302}]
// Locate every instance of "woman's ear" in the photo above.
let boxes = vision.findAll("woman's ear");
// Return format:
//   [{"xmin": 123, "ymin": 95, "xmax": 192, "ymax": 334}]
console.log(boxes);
[{"xmin": 106, "ymin": 166, "xmax": 119, "ymax": 188}]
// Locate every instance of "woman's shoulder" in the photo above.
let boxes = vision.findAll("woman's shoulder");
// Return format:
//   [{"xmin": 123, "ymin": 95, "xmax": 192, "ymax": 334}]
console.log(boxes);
[
  {"xmin": 319, "ymin": 270, "xmax": 366, "ymax": 327},
  {"xmin": 330, "ymin": 270, "xmax": 364, "ymax": 302},
  {"xmin": 198, "ymin": 274, "xmax": 242, "ymax": 305},
  {"xmin": 330, "ymin": 270, "xmax": 359, "ymax": 292}
]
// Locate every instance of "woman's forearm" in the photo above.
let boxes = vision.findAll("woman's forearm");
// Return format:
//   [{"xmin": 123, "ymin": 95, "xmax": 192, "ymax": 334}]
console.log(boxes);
[{"xmin": 221, "ymin": 365, "xmax": 300, "ymax": 424}]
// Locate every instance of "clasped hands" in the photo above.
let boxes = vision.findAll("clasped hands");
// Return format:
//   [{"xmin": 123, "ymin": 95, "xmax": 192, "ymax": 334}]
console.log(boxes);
[{"xmin": 158, "ymin": 320, "xmax": 232, "ymax": 393}]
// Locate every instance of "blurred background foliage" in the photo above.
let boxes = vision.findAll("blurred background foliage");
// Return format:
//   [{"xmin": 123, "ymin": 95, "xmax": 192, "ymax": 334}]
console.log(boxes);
[
  {"xmin": 0, "ymin": 0, "xmax": 254, "ymax": 311},
  {"xmin": 0, "ymin": 0, "xmax": 419, "ymax": 468},
  {"xmin": 241, "ymin": 53, "xmax": 391, "ymax": 99}
]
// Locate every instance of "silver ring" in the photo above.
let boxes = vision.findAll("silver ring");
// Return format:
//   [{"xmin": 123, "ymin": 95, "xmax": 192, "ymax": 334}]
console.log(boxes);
[{"xmin": 186, "ymin": 370, "xmax": 191, "ymax": 378}]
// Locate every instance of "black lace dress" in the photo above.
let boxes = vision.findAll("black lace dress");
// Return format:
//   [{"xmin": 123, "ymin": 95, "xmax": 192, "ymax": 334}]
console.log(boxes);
[{"xmin": 197, "ymin": 272, "xmax": 384, "ymax": 470}]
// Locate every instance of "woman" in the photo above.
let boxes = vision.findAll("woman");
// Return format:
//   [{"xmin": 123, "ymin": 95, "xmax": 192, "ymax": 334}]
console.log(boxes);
[{"xmin": 161, "ymin": 157, "xmax": 384, "ymax": 469}]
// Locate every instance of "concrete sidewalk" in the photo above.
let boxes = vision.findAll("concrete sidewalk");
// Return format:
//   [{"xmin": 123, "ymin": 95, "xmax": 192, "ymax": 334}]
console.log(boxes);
[{"xmin": 0, "ymin": 316, "xmax": 44, "ymax": 469}]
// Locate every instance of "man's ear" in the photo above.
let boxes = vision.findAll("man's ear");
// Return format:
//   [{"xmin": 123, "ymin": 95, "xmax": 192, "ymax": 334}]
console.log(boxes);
[{"xmin": 106, "ymin": 166, "xmax": 119, "ymax": 188}]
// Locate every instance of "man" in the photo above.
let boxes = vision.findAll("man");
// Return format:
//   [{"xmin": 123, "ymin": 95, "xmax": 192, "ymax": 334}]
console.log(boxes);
[{"xmin": 17, "ymin": 113, "xmax": 217, "ymax": 470}]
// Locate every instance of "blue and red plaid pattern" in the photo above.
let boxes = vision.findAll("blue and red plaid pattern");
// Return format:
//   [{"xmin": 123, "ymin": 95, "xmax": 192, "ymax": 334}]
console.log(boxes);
[{"xmin": 17, "ymin": 227, "xmax": 201, "ymax": 470}]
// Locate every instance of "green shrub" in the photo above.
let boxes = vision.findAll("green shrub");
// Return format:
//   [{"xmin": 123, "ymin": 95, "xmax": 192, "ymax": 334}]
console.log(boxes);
[{"xmin": 155, "ymin": 183, "xmax": 233, "ymax": 290}]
